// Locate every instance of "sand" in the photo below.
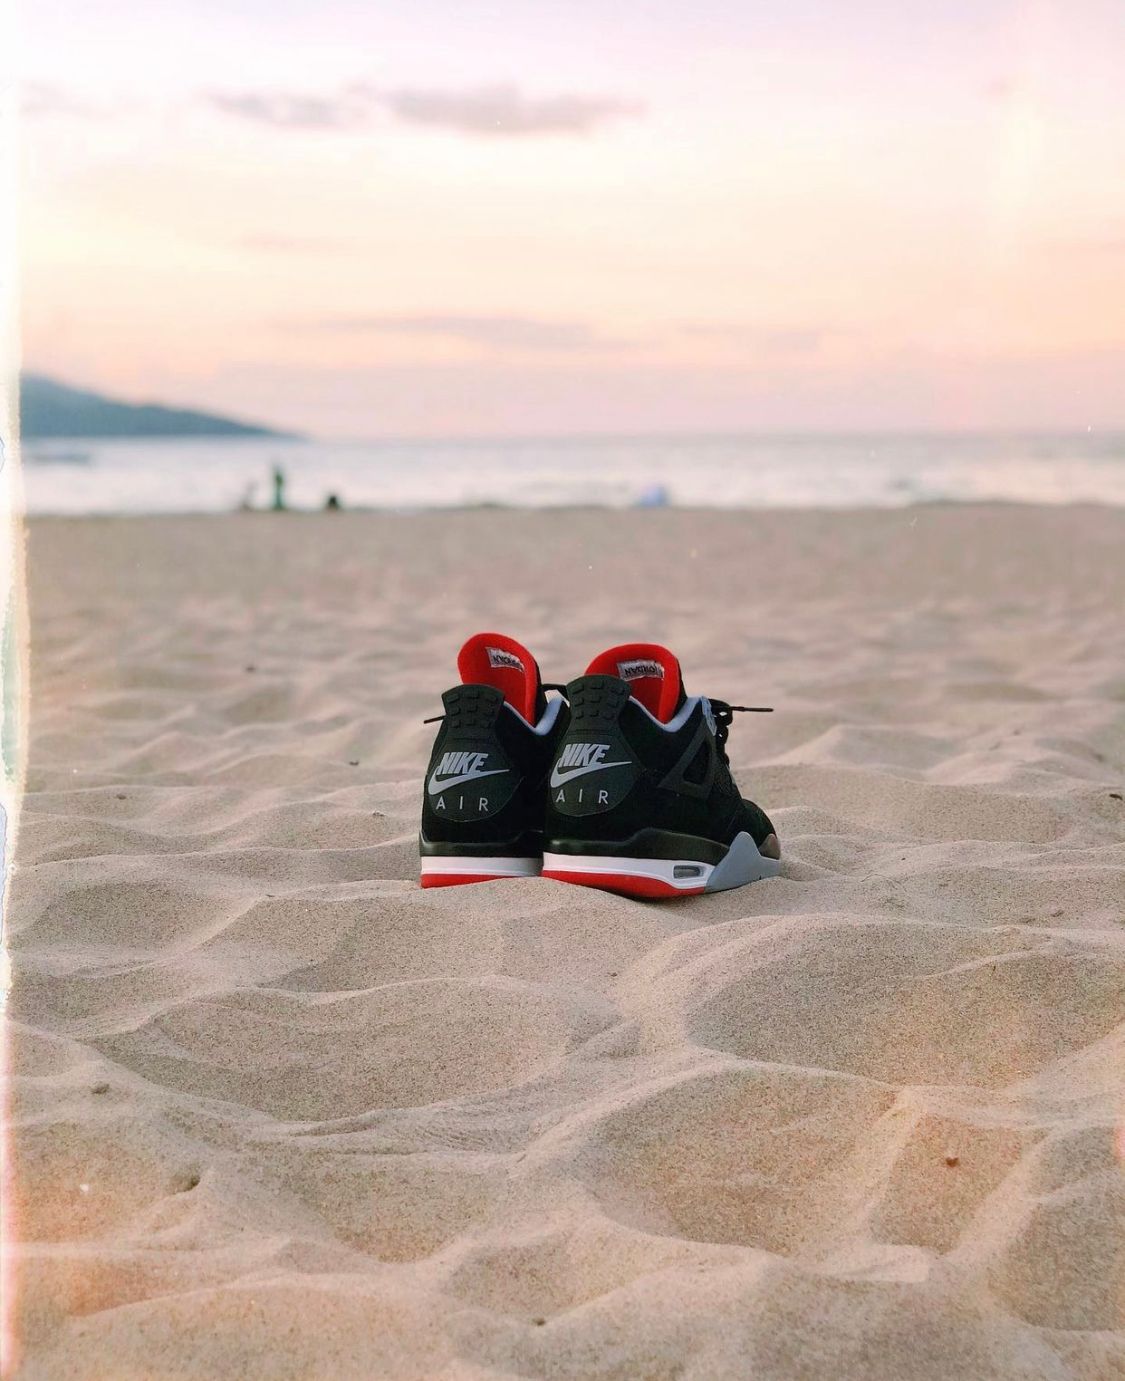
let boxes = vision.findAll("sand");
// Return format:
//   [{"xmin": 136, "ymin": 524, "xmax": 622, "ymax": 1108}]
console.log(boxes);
[{"xmin": 6, "ymin": 503, "xmax": 1125, "ymax": 1379}]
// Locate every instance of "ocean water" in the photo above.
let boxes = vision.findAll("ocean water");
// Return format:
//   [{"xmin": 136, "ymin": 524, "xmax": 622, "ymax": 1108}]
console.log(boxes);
[{"xmin": 17, "ymin": 432, "xmax": 1125, "ymax": 515}]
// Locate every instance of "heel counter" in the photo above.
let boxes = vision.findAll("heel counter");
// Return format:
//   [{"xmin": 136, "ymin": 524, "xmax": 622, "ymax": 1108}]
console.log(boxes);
[
  {"xmin": 423, "ymin": 684, "xmax": 520, "ymax": 830},
  {"xmin": 547, "ymin": 675, "xmax": 641, "ymax": 826}
]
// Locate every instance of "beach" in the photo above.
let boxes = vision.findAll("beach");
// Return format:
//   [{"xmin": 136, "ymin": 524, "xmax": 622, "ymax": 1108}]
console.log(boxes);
[{"xmin": 8, "ymin": 503, "xmax": 1125, "ymax": 1379}]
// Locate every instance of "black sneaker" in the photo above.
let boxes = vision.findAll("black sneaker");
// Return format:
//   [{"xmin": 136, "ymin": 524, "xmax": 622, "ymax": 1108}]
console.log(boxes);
[
  {"xmin": 420, "ymin": 633, "xmax": 567, "ymax": 887},
  {"xmin": 542, "ymin": 643, "xmax": 779, "ymax": 897}
]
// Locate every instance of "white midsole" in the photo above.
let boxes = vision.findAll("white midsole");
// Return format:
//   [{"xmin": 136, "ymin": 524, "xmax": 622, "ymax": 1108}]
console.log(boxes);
[
  {"xmin": 421, "ymin": 855, "xmax": 541, "ymax": 877},
  {"xmin": 542, "ymin": 852, "xmax": 714, "ymax": 890},
  {"xmin": 543, "ymin": 833, "xmax": 781, "ymax": 892}
]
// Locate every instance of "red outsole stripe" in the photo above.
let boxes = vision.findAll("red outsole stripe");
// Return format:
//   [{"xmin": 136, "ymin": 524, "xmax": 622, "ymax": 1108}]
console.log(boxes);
[
  {"xmin": 420, "ymin": 872, "xmax": 513, "ymax": 888},
  {"xmin": 541, "ymin": 869, "xmax": 705, "ymax": 899}
]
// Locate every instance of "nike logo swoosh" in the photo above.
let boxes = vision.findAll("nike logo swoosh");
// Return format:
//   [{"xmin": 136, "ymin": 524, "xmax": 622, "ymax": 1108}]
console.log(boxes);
[
  {"xmin": 427, "ymin": 767, "xmax": 508, "ymax": 794},
  {"xmin": 549, "ymin": 759, "xmax": 629, "ymax": 789}
]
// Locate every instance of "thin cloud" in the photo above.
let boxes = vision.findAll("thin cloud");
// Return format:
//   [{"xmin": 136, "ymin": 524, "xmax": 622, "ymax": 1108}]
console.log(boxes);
[
  {"xmin": 238, "ymin": 234, "xmax": 348, "ymax": 254},
  {"xmin": 382, "ymin": 84, "xmax": 642, "ymax": 136},
  {"xmin": 679, "ymin": 323, "xmax": 826, "ymax": 353},
  {"xmin": 982, "ymin": 75, "xmax": 1050, "ymax": 115},
  {"xmin": 207, "ymin": 82, "xmax": 641, "ymax": 137},
  {"xmin": 1046, "ymin": 231, "xmax": 1125, "ymax": 255},
  {"xmin": 281, "ymin": 314, "xmax": 630, "ymax": 351},
  {"xmin": 984, "ymin": 77, "xmax": 1019, "ymax": 102},
  {"xmin": 22, "ymin": 83, "xmax": 110, "ymax": 118},
  {"xmin": 209, "ymin": 90, "xmax": 370, "ymax": 130}
]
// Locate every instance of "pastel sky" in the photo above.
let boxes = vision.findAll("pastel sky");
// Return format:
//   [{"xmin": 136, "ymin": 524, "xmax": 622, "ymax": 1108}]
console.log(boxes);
[{"xmin": 19, "ymin": 0, "xmax": 1125, "ymax": 437}]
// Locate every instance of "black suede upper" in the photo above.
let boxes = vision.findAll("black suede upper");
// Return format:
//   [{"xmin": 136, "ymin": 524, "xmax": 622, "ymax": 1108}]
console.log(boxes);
[{"xmin": 545, "ymin": 674, "xmax": 775, "ymax": 851}]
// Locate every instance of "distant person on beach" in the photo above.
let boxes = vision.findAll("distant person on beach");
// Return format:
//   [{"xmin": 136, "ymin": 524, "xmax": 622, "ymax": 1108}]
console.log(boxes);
[{"xmin": 271, "ymin": 465, "xmax": 287, "ymax": 511}]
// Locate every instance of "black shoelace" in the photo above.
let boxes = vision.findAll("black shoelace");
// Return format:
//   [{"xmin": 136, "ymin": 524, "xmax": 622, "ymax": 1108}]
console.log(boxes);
[
  {"xmin": 423, "ymin": 688, "xmax": 766, "ymax": 737},
  {"xmin": 708, "ymin": 698, "xmax": 773, "ymax": 762}
]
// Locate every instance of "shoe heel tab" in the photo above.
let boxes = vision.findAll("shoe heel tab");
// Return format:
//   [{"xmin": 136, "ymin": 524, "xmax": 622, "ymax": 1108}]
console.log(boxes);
[
  {"xmin": 564, "ymin": 674, "xmax": 632, "ymax": 729},
  {"xmin": 440, "ymin": 683, "xmax": 505, "ymax": 733}
]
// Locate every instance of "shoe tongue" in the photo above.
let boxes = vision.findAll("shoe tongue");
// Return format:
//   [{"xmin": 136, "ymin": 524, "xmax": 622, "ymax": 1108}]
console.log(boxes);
[
  {"xmin": 457, "ymin": 632, "xmax": 544, "ymax": 723},
  {"xmin": 585, "ymin": 642, "xmax": 685, "ymax": 722}
]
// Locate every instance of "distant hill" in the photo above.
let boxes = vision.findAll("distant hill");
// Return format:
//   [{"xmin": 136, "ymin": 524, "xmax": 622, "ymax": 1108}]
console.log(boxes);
[{"xmin": 20, "ymin": 374, "xmax": 296, "ymax": 439}]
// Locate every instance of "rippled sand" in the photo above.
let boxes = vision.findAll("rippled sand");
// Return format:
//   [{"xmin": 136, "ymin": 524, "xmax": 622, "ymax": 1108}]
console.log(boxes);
[{"xmin": 9, "ymin": 505, "xmax": 1125, "ymax": 1378}]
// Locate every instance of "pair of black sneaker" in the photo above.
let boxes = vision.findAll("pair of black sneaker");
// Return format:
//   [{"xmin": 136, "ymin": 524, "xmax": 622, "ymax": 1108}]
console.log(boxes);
[{"xmin": 419, "ymin": 633, "xmax": 780, "ymax": 898}]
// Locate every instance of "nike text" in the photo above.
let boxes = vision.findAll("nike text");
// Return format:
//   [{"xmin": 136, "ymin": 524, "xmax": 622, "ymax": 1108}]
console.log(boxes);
[
  {"xmin": 427, "ymin": 751, "xmax": 509, "ymax": 796},
  {"xmin": 549, "ymin": 742, "xmax": 630, "ymax": 789}
]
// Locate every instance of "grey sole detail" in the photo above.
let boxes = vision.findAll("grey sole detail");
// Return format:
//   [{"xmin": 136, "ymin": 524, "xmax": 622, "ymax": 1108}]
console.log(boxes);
[{"xmin": 705, "ymin": 831, "xmax": 782, "ymax": 892}]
